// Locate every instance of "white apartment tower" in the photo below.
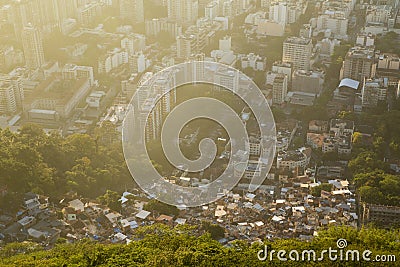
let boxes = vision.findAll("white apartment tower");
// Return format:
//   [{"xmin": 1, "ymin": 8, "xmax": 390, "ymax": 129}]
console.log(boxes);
[
  {"xmin": 21, "ymin": 24, "xmax": 45, "ymax": 70},
  {"xmin": 0, "ymin": 81, "xmax": 18, "ymax": 114},
  {"xmin": 0, "ymin": 74, "xmax": 24, "ymax": 111},
  {"xmin": 168, "ymin": 0, "xmax": 199, "ymax": 25},
  {"xmin": 269, "ymin": 2, "xmax": 288, "ymax": 25},
  {"xmin": 120, "ymin": 0, "xmax": 144, "ymax": 24},
  {"xmin": 219, "ymin": 36, "xmax": 232, "ymax": 52},
  {"xmin": 282, "ymin": 36, "xmax": 313, "ymax": 71}
]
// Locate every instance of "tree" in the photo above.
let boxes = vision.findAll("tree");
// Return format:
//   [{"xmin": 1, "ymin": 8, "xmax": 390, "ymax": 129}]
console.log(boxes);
[
  {"xmin": 354, "ymin": 170, "xmax": 400, "ymax": 205},
  {"xmin": 322, "ymin": 151, "xmax": 338, "ymax": 162},
  {"xmin": 143, "ymin": 199, "xmax": 179, "ymax": 217},
  {"xmin": 97, "ymin": 190, "xmax": 122, "ymax": 212},
  {"xmin": 292, "ymin": 136, "xmax": 304, "ymax": 149},
  {"xmin": 253, "ymin": 70, "xmax": 266, "ymax": 88},
  {"xmin": 358, "ymin": 185, "xmax": 385, "ymax": 204},
  {"xmin": 348, "ymin": 151, "xmax": 388, "ymax": 175},
  {"xmin": 64, "ymin": 134, "xmax": 96, "ymax": 160},
  {"xmin": 376, "ymin": 31, "xmax": 400, "ymax": 54},
  {"xmin": 338, "ymin": 111, "xmax": 356, "ymax": 121},
  {"xmin": 201, "ymin": 221, "xmax": 225, "ymax": 240},
  {"xmin": 379, "ymin": 175, "xmax": 400, "ymax": 198},
  {"xmin": 0, "ymin": 124, "xmax": 134, "ymax": 213},
  {"xmin": 271, "ymin": 107, "xmax": 286, "ymax": 123},
  {"xmin": 93, "ymin": 121, "xmax": 119, "ymax": 146},
  {"xmin": 311, "ymin": 183, "xmax": 333, "ymax": 197},
  {"xmin": 1, "ymin": 226, "xmax": 399, "ymax": 266}
]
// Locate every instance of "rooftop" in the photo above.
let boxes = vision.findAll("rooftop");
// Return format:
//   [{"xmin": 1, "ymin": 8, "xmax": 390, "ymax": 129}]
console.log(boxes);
[
  {"xmin": 278, "ymin": 150, "xmax": 306, "ymax": 162},
  {"xmin": 284, "ymin": 36, "xmax": 312, "ymax": 45},
  {"xmin": 25, "ymin": 76, "xmax": 90, "ymax": 106},
  {"xmin": 338, "ymin": 78, "xmax": 360, "ymax": 90}
]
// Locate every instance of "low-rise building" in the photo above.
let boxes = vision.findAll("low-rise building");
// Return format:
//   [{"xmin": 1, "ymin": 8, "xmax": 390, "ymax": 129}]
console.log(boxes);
[
  {"xmin": 292, "ymin": 70, "xmax": 324, "ymax": 95},
  {"xmin": 361, "ymin": 203, "xmax": 400, "ymax": 227},
  {"xmin": 307, "ymin": 133, "xmax": 327, "ymax": 149},
  {"xmin": 62, "ymin": 64, "xmax": 95, "ymax": 86},
  {"xmin": 309, "ymin": 120, "xmax": 329, "ymax": 133},
  {"xmin": 330, "ymin": 119, "xmax": 354, "ymax": 136},
  {"xmin": 98, "ymin": 48, "xmax": 128, "ymax": 74},
  {"xmin": 277, "ymin": 150, "xmax": 309, "ymax": 170},
  {"xmin": 234, "ymin": 160, "xmax": 267, "ymax": 180},
  {"xmin": 239, "ymin": 53, "xmax": 266, "ymax": 71},
  {"xmin": 23, "ymin": 76, "xmax": 92, "ymax": 120},
  {"xmin": 322, "ymin": 135, "xmax": 352, "ymax": 156}
]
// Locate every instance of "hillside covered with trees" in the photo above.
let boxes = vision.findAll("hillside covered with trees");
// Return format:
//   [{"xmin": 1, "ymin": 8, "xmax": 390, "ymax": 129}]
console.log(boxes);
[
  {"xmin": 0, "ymin": 123, "xmax": 132, "ymax": 213},
  {"xmin": 0, "ymin": 225, "xmax": 398, "ymax": 266}
]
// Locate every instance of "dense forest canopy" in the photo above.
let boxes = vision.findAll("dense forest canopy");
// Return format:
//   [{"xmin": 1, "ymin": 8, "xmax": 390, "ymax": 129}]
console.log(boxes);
[
  {"xmin": 0, "ymin": 123, "xmax": 133, "ymax": 213},
  {"xmin": 0, "ymin": 225, "xmax": 398, "ymax": 266}
]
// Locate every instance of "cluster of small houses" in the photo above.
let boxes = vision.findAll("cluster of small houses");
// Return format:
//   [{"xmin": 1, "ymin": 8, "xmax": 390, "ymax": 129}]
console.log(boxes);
[
  {"xmin": 0, "ymin": 167, "xmax": 357, "ymax": 248},
  {"xmin": 307, "ymin": 119, "xmax": 355, "ymax": 157}
]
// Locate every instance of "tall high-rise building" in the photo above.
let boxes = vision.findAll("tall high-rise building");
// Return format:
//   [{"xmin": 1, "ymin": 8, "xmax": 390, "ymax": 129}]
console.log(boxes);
[
  {"xmin": 10, "ymin": 0, "xmax": 40, "ymax": 41},
  {"xmin": 219, "ymin": 36, "xmax": 232, "ymax": 52},
  {"xmin": 361, "ymin": 77, "xmax": 388, "ymax": 109},
  {"xmin": 269, "ymin": 2, "xmax": 288, "ymax": 25},
  {"xmin": 272, "ymin": 61, "xmax": 292, "ymax": 82},
  {"xmin": 214, "ymin": 66, "xmax": 239, "ymax": 93},
  {"xmin": 177, "ymin": 35, "xmax": 195, "ymax": 59},
  {"xmin": 120, "ymin": 0, "xmax": 144, "ymax": 24},
  {"xmin": 38, "ymin": 0, "xmax": 62, "ymax": 33},
  {"xmin": 205, "ymin": 1, "xmax": 218, "ymax": 21},
  {"xmin": 0, "ymin": 82, "xmax": 17, "ymax": 114},
  {"xmin": 340, "ymin": 46, "xmax": 377, "ymax": 82},
  {"xmin": 222, "ymin": 0, "xmax": 233, "ymax": 17},
  {"xmin": 57, "ymin": 0, "xmax": 79, "ymax": 21},
  {"xmin": 145, "ymin": 18, "xmax": 182, "ymax": 39},
  {"xmin": 271, "ymin": 73, "xmax": 288, "ymax": 105},
  {"xmin": 0, "ymin": 74, "xmax": 24, "ymax": 110},
  {"xmin": 77, "ymin": 2, "xmax": 103, "ymax": 26},
  {"xmin": 136, "ymin": 70, "xmax": 177, "ymax": 142},
  {"xmin": 10, "ymin": 0, "xmax": 67, "ymax": 40},
  {"xmin": 176, "ymin": 27, "xmax": 207, "ymax": 59},
  {"xmin": 167, "ymin": 0, "xmax": 199, "ymax": 25},
  {"xmin": 316, "ymin": 12, "xmax": 348, "ymax": 37},
  {"xmin": 121, "ymin": 33, "xmax": 146, "ymax": 55},
  {"xmin": 0, "ymin": 74, "xmax": 24, "ymax": 114},
  {"xmin": 129, "ymin": 52, "xmax": 147, "ymax": 73},
  {"xmin": 21, "ymin": 24, "xmax": 45, "ymax": 70},
  {"xmin": 282, "ymin": 36, "xmax": 313, "ymax": 71}
]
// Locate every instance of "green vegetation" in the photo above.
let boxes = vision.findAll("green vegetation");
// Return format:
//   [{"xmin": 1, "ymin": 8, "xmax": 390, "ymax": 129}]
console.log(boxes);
[
  {"xmin": 311, "ymin": 183, "xmax": 333, "ymax": 197},
  {"xmin": 345, "ymin": 110, "xmax": 400, "ymax": 206},
  {"xmin": 200, "ymin": 221, "xmax": 225, "ymax": 240},
  {"xmin": 97, "ymin": 190, "xmax": 122, "ymax": 212},
  {"xmin": 0, "ymin": 225, "xmax": 398, "ymax": 266},
  {"xmin": 376, "ymin": 32, "xmax": 400, "ymax": 55},
  {"xmin": 0, "ymin": 124, "xmax": 131, "ymax": 213},
  {"xmin": 354, "ymin": 170, "xmax": 400, "ymax": 206},
  {"xmin": 143, "ymin": 199, "xmax": 180, "ymax": 217},
  {"xmin": 43, "ymin": 30, "xmax": 74, "ymax": 63}
]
